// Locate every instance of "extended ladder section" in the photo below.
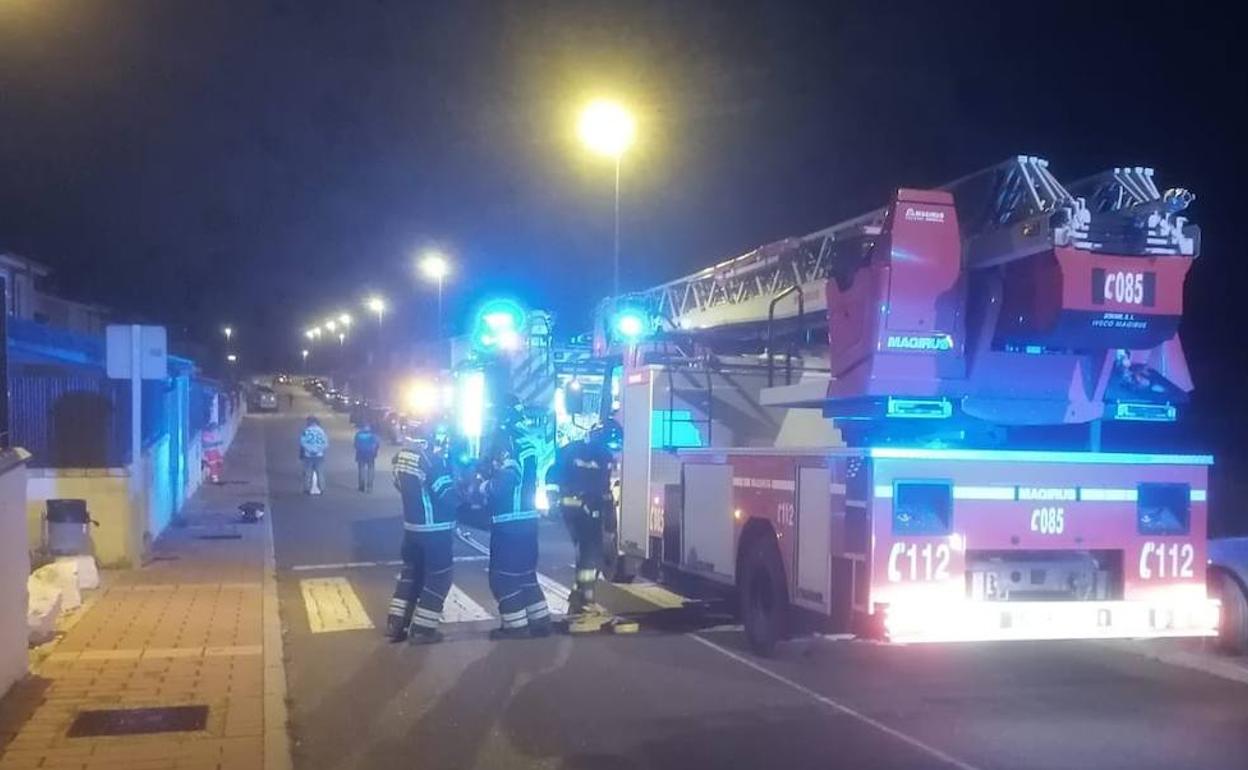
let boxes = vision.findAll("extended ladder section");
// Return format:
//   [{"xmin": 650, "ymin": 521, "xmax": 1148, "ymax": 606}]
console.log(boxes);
[
  {"xmin": 630, "ymin": 209, "xmax": 884, "ymax": 332},
  {"xmin": 604, "ymin": 156, "xmax": 1201, "ymax": 437}
]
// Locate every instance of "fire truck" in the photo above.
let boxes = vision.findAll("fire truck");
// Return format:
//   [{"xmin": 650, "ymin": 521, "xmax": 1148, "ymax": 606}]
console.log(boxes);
[{"xmin": 597, "ymin": 156, "xmax": 1227, "ymax": 654}]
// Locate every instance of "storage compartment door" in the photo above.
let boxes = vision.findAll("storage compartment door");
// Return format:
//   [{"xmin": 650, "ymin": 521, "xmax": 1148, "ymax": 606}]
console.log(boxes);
[{"xmin": 796, "ymin": 466, "xmax": 832, "ymax": 613}]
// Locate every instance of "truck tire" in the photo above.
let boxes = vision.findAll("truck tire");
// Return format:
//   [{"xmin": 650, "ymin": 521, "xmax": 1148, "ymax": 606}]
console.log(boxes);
[
  {"xmin": 1211, "ymin": 569, "xmax": 1248, "ymax": 655},
  {"xmin": 739, "ymin": 534, "xmax": 788, "ymax": 657}
]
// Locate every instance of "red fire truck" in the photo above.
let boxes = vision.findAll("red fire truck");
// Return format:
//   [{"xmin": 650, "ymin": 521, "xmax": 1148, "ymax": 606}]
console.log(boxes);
[{"xmin": 600, "ymin": 157, "xmax": 1223, "ymax": 654}]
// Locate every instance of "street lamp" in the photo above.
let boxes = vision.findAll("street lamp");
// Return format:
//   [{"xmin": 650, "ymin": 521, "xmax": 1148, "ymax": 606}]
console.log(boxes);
[
  {"xmin": 223, "ymin": 326, "xmax": 233, "ymax": 342},
  {"xmin": 578, "ymin": 98, "xmax": 636, "ymax": 297},
  {"xmin": 301, "ymin": 349, "xmax": 309, "ymax": 370},
  {"xmin": 226, "ymin": 353, "xmax": 237, "ymax": 363},
  {"xmin": 338, "ymin": 313, "xmax": 352, "ymax": 328},
  {"xmin": 420, "ymin": 252, "xmax": 451, "ymax": 335},
  {"xmin": 326, "ymin": 319, "xmax": 338, "ymax": 333},
  {"xmin": 305, "ymin": 329, "xmax": 316, "ymax": 341},
  {"xmin": 337, "ymin": 332, "xmax": 346, "ymax": 346},
  {"xmin": 365, "ymin": 296, "xmax": 386, "ymax": 324}
]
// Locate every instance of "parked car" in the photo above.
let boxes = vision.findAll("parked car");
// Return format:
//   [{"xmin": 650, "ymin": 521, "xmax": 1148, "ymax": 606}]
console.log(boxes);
[
  {"xmin": 330, "ymin": 392, "xmax": 352, "ymax": 412},
  {"xmin": 248, "ymin": 385, "xmax": 279, "ymax": 413}
]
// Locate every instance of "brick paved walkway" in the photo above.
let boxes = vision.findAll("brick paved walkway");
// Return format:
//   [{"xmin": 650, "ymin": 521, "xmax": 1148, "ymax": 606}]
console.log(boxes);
[{"xmin": 0, "ymin": 417, "xmax": 288, "ymax": 770}]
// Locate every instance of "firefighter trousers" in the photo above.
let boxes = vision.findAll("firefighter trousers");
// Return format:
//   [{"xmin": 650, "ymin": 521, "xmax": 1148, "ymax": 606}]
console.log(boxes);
[
  {"xmin": 488, "ymin": 517, "xmax": 549, "ymax": 630},
  {"xmin": 388, "ymin": 529, "xmax": 454, "ymax": 632},
  {"xmin": 562, "ymin": 506, "xmax": 604, "ymax": 608}
]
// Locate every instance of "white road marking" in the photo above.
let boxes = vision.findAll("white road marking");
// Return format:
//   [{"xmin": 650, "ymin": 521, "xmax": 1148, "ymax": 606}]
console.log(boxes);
[
  {"xmin": 456, "ymin": 527, "xmax": 573, "ymax": 615},
  {"xmin": 299, "ymin": 577, "xmax": 374, "ymax": 633},
  {"xmin": 443, "ymin": 585, "xmax": 496, "ymax": 624},
  {"xmin": 536, "ymin": 573, "xmax": 570, "ymax": 617},
  {"xmin": 688, "ymin": 634, "xmax": 982, "ymax": 770}
]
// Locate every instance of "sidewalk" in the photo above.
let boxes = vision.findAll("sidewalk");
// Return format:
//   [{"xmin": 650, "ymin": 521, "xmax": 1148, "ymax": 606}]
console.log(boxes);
[{"xmin": 0, "ymin": 417, "xmax": 290, "ymax": 770}]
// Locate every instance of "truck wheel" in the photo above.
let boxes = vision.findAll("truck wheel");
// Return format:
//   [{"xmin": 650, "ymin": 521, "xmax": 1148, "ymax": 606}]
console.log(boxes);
[
  {"xmin": 739, "ymin": 534, "xmax": 788, "ymax": 657},
  {"xmin": 1212, "ymin": 569, "xmax": 1248, "ymax": 655}
]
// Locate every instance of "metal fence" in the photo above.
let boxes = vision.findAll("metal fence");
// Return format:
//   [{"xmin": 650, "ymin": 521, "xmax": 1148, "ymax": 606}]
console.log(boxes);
[
  {"xmin": 8, "ymin": 373, "xmax": 228, "ymax": 469},
  {"xmin": 8, "ymin": 374, "xmax": 131, "ymax": 467}
]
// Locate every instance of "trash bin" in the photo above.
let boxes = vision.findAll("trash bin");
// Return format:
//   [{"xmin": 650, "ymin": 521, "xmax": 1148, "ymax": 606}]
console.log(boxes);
[{"xmin": 45, "ymin": 499, "xmax": 93, "ymax": 556}]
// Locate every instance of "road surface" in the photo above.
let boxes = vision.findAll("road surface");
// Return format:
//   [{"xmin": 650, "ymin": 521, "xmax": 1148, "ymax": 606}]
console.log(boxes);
[{"xmin": 262, "ymin": 390, "xmax": 1248, "ymax": 770}]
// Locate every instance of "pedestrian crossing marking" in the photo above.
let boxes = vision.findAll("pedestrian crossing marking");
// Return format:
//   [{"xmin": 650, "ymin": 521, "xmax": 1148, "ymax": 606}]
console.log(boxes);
[
  {"xmin": 443, "ymin": 585, "xmax": 496, "ymax": 624},
  {"xmin": 536, "ymin": 573, "xmax": 571, "ymax": 617},
  {"xmin": 614, "ymin": 581, "xmax": 688, "ymax": 610},
  {"xmin": 300, "ymin": 577, "xmax": 375, "ymax": 633}
]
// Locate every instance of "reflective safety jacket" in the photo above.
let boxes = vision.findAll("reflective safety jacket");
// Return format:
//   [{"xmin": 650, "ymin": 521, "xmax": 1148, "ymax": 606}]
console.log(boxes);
[
  {"xmin": 513, "ymin": 432, "xmax": 539, "ymax": 514},
  {"xmin": 548, "ymin": 440, "xmax": 614, "ymax": 515},
  {"xmin": 393, "ymin": 448, "xmax": 459, "ymax": 533},
  {"xmin": 484, "ymin": 457, "xmax": 533, "ymax": 525}
]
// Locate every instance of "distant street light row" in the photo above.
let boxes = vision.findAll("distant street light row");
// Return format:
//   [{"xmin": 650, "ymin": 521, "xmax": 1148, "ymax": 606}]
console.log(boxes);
[
  {"xmin": 290, "ymin": 95, "xmax": 635, "ymax": 358},
  {"xmin": 298, "ymin": 249, "xmax": 454, "ymax": 355}
]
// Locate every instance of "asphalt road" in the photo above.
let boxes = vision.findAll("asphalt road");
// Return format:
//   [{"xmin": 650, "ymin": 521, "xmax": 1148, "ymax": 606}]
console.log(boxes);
[{"xmin": 263, "ymin": 389, "xmax": 1248, "ymax": 770}]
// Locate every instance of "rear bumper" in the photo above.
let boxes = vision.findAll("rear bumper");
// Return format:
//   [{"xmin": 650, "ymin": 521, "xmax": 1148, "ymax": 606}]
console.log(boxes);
[{"xmin": 879, "ymin": 597, "xmax": 1220, "ymax": 644}]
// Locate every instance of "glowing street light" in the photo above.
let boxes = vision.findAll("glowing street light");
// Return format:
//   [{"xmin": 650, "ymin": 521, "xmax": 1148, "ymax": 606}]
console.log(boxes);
[
  {"xmin": 326, "ymin": 319, "xmax": 338, "ymax": 333},
  {"xmin": 420, "ymin": 251, "xmax": 452, "ymax": 336},
  {"xmin": 301, "ymin": 349, "xmax": 309, "ymax": 370},
  {"xmin": 337, "ymin": 332, "xmax": 346, "ymax": 346},
  {"xmin": 226, "ymin": 353, "xmax": 238, "ymax": 363},
  {"xmin": 365, "ymin": 296, "xmax": 386, "ymax": 323},
  {"xmin": 338, "ymin": 313, "xmax": 352, "ymax": 327},
  {"xmin": 578, "ymin": 98, "xmax": 635, "ymax": 297},
  {"xmin": 223, "ymin": 326, "xmax": 233, "ymax": 342},
  {"xmin": 305, "ymin": 329, "xmax": 316, "ymax": 341}
]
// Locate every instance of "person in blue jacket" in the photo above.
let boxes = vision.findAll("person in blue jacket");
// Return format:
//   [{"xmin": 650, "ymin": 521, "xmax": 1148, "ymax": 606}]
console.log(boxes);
[{"xmin": 353, "ymin": 422, "xmax": 381, "ymax": 493}]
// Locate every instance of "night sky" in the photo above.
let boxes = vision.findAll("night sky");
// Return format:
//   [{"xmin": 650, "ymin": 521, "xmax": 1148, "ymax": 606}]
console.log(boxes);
[{"xmin": 2, "ymin": 2, "xmax": 1245, "ymax": 414}]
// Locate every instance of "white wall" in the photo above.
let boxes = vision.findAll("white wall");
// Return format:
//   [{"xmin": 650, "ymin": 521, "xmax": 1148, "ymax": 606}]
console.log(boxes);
[
  {"xmin": 21, "ymin": 400, "xmax": 245, "ymax": 568},
  {"xmin": 0, "ymin": 451, "xmax": 32, "ymax": 699}
]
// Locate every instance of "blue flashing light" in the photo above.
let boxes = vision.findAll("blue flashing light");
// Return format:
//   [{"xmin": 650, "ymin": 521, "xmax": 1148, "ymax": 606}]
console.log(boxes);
[
  {"xmin": 473, "ymin": 298, "xmax": 527, "ymax": 351},
  {"xmin": 868, "ymin": 446, "xmax": 1214, "ymax": 466},
  {"xmin": 612, "ymin": 307, "xmax": 650, "ymax": 343}
]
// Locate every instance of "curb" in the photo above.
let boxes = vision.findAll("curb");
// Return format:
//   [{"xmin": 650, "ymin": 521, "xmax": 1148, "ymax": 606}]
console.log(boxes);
[
  {"xmin": 1099, "ymin": 640, "xmax": 1248, "ymax": 687},
  {"xmin": 255, "ymin": 417, "xmax": 294, "ymax": 770}
]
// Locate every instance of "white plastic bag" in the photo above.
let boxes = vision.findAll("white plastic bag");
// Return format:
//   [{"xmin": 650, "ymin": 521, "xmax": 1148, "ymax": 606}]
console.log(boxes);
[
  {"xmin": 56, "ymin": 555, "xmax": 99, "ymax": 590},
  {"xmin": 27, "ymin": 575, "xmax": 63, "ymax": 645},
  {"xmin": 32, "ymin": 562, "xmax": 81, "ymax": 611}
]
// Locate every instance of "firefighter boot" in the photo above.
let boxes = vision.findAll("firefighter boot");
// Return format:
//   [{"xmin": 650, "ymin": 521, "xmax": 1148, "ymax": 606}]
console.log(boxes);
[
  {"xmin": 489, "ymin": 625, "xmax": 531, "ymax": 641},
  {"xmin": 407, "ymin": 627, "xmax": 444, "ymax": 646},
  {"xmin": 385, "ymin": 616, "xmax": 409, "ymax": 643}
]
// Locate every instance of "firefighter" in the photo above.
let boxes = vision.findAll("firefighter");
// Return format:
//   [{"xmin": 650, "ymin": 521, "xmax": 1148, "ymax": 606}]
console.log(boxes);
[
  {"xmin": 385, "ymin": 425, "xmax": 460, "ymax": 644},
  {"xmin": 481, "ymin": 429, "xmax": 551, "ymax": 639},
  {"xmin": 548, "ymin": 419, "xmax": 622, "ymax": 619}
]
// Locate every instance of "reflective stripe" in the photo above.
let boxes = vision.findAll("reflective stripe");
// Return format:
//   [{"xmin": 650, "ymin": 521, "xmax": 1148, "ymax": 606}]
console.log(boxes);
[
  {"xmin": 407, "ymin": 521, "xmax": 455, "ymax": 533},
  {"xmin": 410, "ymin": 615, "xmax": 439, "ymax": 629},
  {"xmin": 576, "ymin": 569, "xmax": 597, "ymax": 584},
  {"xmin": 492, "ymin": 510, "xmax": 539, "ymax": 524},
  {"xmin": 1078, "ymin": 488, "xmax": 1137, "ymax": 502},
  {"xmin": 500, "ymin": 610, "xmax": 527, "ymax": 622}
]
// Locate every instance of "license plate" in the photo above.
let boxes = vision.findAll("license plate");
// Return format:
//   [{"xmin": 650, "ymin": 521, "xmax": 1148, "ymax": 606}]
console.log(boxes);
[{"xmin": 1092, "ymin": 268, "xmax": 1156, "ymax": 307}]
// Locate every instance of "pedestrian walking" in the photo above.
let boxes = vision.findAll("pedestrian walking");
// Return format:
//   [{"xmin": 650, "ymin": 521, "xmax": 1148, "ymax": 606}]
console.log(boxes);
[
  {"xmin": 300, "ymin": 416, "xmax": 329, "ymax": 494},
  {"xmin": 354, "ymin": 422, "xmax": 381, "ymax": 492}
]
